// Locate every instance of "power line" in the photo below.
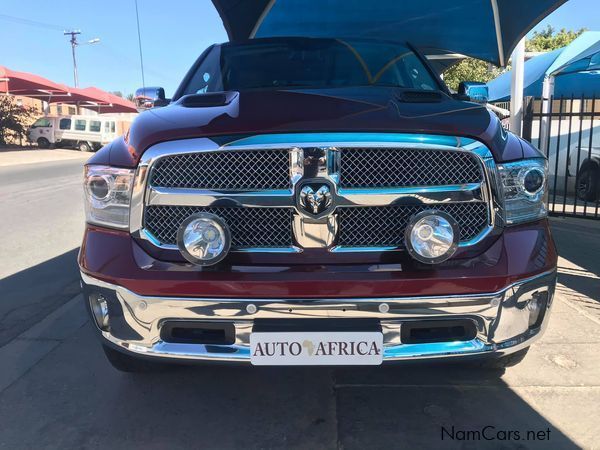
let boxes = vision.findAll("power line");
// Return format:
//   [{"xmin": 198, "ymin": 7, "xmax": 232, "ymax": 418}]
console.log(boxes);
[
  {"xmin": 134, "ymin": 0, "xmax": 146, "ymax": 90},
  {"xmin": 0, "ymin": 14, "xmax": 67, "ymax": 31}
]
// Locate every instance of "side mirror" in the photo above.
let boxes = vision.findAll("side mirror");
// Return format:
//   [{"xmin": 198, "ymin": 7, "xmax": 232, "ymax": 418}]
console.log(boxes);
[
  {"xmin": 457, "ymin": 81, "xmax": 489, "ymax": 104},
  {"xmin": 134, "ymin": 86, "xmax": 170, "ymax": 109}
]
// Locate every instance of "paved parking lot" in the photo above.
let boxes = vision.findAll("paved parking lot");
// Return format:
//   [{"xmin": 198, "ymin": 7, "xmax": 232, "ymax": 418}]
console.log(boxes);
[{"xmin": 0, "ymin": 153, "xmax": 598, "ymax": 449}]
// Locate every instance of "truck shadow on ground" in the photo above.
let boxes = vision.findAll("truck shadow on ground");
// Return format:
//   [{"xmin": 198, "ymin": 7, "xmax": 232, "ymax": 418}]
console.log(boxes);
[
  {"xmin": 100, "ymin": 353, "xmax": 579, "ymax": 449},
  {"xmin": 1, "ymin": 319, "xmax": 572, "ymax": 450},
  {"xmin": 0, "ymin": 248, "xmax": 80, "ymax": 347}
]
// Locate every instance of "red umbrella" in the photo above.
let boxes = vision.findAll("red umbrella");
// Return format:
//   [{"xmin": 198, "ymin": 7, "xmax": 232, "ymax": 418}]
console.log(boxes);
[{"xmin": 0, "ymin": 66, "xmax": 71, "ymax": 100}]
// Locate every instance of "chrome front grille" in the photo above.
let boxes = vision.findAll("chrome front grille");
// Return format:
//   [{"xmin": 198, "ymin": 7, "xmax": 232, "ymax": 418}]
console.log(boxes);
[
  {"xmin": 339, "ymin": 147, "xmax": 483, "ymax": 188},
  {"xmin": 145, "ymin": 206, "xmax": 293, "ymax": 248},
  {"xmin": 337, "ymin": 203, "xmax": 489, "ymax": 247},
  {"xmin": 149, "ymin": 149, "xmax": 290, "ymax": 190},
  {"xmin": 132, "ymin": 136, "xmax": 497, "ymax": 254}
]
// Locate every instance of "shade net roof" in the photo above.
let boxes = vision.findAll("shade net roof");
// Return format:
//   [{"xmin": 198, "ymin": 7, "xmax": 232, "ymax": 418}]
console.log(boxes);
[
  {"xmin": 0, "ymin": 66, "xmax": 70, "ymax": 98},
  {"xmin": 211, "ymin": 0, "xmax": 567, "ymax": 66},
  {"xmin": 64, "ymin": 87, "xmax": 138, "ymax": 113},
  {"xmin": 487, "ymin": 32, "xmax": 600, "ymax": 101},
  {"xmin": 0, "ymin": 65, "xmax": 137, "ymax": 113}
]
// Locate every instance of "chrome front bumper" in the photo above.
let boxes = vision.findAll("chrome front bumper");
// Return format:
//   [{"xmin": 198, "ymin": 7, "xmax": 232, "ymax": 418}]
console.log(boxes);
[{"xmin": 81, "ymin": 271, "xmax": 556, "ymax": 363}]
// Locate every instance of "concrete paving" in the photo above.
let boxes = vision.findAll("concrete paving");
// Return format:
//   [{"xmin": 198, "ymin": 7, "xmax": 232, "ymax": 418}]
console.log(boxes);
[
  {"xmin": 0, "ymin": 157, "xmax": 598, "ymax": 449},
  {"xmin": 0, "ymin": 156, "xmax": 86, "ymax": 347},
  {"xmin": 0, "ymin": 148, "xmax": 91, "ymax": 168}
]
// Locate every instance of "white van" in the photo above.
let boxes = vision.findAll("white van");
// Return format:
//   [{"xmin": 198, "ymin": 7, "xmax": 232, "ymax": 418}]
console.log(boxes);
[{"xmin": 28, "ymin": 115, "xmax": 121, "ymax": 152}]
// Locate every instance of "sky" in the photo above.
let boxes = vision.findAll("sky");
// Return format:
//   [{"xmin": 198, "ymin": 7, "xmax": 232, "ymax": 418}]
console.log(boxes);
[{"xmin": 0, "ymin": 0, "xmax": 597, "ymax": 97}]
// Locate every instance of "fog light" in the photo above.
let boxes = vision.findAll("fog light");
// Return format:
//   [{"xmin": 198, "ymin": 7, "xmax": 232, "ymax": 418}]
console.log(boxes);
[
  {"xmin": 89, "ymin": 293, "xmax": 109, "ymax": 331},
  {"xmin": 527, "ymin": 291, "xmax": 547, "ymax": 328},
  {"xmin": 405, "ymin": 211, "xmax": 459, "ymax": 264},
  {"xmin": 177, "ymin": 213, "xmax": 231, "ymax": 266}
]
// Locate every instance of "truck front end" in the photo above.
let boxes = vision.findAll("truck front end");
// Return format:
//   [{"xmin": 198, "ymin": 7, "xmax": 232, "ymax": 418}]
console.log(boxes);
[{"xmin": 79, "ymin": 38, "xmax": 557, "ymax": 370}]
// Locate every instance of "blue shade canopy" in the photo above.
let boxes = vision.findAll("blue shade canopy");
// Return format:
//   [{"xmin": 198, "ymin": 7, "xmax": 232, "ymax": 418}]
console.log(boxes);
[
  {"xmin": 424, "ymin": 50, "xmax": 467, "ymax": 74},
  {"xmin": 546, "ymin": 31, "xmax": 600, "ymax": 75},
  {"xmin": 487, "ymin": 32, "xmax": 600, "ymax": 101},
  {"xmin": 211, "ymin": 0, "xmax": 567, "ymax": 66}
]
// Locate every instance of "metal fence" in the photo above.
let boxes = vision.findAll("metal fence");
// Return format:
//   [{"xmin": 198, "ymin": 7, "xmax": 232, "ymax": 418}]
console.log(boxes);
[{"xmin": 522, "ymin": 96, "xmax": 600, "ymax": 220}]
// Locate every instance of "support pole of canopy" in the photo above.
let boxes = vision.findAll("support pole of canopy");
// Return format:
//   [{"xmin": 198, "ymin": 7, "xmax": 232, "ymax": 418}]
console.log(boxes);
[
  {"xmin": 510, "ymin": 38, "xmax": 526, "ymax": 136},
  {"xmin": 539, "ymin": 75, "xmax": 555, "ymax": 154}
]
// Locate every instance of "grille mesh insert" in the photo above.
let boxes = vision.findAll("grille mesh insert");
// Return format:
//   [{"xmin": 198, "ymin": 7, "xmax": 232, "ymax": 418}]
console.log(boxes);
[
  {"xmin": 340, "ymin": 147, "xmax": 482, "ymax": 188},
  {"xmin": 337, "ymin": 202, "xmax": 488, "ymax": 247},
  {"xmin": 145, "ymin": 206, "xmax": 294, "ymax": 248},
  {"xmin": 150, "ymin": 149, "xmax": 290, "ymax": 190}
]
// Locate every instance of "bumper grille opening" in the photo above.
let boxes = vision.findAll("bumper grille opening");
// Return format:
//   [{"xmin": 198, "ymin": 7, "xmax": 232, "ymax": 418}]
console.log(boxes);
[
  {"xmin": 401, "ymin": 320, "xmax": 477, "ymax": 344},
  {"xmin": 144, "ymin": 206, "xmax": 294, "ymax": 248},
  {"xmin": 161, "ymin": 321, "xmax": 236, "ymax": 345}
]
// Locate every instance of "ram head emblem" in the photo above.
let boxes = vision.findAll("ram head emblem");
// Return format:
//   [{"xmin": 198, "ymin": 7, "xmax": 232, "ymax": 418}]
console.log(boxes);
[{"xmin": 299, "ymin": 185, "xmax": 333, "ymax": 215}]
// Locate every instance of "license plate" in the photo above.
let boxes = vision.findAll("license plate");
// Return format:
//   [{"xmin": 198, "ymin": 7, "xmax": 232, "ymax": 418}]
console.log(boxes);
[{"xmin": 250, "ymin": 331, "xmax": 383, "ymax": 366}]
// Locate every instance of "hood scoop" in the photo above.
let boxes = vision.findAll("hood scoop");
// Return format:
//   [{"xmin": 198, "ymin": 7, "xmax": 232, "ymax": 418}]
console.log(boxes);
[
  {"xmin": 395, "ymin": 90, "xmax": 444, "ymax": 103},
  {"xmin": 178, "ymin": 91, "xmax": 239, "ymax": 108}
]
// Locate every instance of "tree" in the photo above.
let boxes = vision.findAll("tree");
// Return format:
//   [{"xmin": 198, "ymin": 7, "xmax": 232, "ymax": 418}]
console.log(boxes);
[
  {"xmin": 0, "ymin": 97, "xmax": 36, "ymax": 146},
  {"xmin": 443, "ymin": 59, "xmax": 502, "ymax": 92},
  {"xmin": 442, "ymin": 26, "xmax": 586, "ymax": 92},
  {"xmin": 526, "ymin": 26, "xmax": 585, "ymax": 52}
]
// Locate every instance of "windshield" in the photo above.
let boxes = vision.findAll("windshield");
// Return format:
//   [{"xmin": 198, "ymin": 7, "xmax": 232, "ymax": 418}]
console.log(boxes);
[{"xmin": 182, "ymin": 38, "xmax": 440, "ymax": 95}]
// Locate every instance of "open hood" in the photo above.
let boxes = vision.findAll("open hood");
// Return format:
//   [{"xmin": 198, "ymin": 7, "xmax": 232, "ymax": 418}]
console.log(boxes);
[{"xmin": 211, "ymin": 0, "xmax": 566, "ymax": 66}]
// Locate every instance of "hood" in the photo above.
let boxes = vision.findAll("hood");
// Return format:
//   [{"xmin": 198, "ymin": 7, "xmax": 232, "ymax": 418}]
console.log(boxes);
[
  {"xmin": 211, "ymin": 0, "xmax": 566, "ymax": 67},
  {"xmin": 120, "ymin": 87, "xmax": 522, "ymax": 163}
]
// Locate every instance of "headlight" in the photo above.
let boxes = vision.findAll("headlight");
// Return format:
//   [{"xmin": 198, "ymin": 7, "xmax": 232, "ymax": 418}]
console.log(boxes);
[
  {"xmin": 498, "ymin": 158, "xmax": 548, "ymax": 225},
  {"xmin": 84, "ymin": 165, "xmax": 134, "ymax": 229}
]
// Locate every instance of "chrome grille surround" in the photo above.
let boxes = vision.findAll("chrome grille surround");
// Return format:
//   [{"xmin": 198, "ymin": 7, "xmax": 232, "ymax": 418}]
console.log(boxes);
[
  {"xmin": 340, "ymin": 147, "xmax": 483, "ymax": 188},
  {"xmin": 129, "ymin": 136, "xmax": 501, "ymax": 254}
]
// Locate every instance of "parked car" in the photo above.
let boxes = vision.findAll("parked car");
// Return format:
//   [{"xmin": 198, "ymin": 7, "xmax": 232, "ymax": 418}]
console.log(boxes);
[
  {"xmin": 569, "ymin": 146, "xmax": 600, "ymax": 202},
  {"xmin": 28, "ymin": 115, "xmax": 122, "ymax": 152},
  {"xmin": 80, "ymin": 37, "xmax": 557, "ymax": 372}
]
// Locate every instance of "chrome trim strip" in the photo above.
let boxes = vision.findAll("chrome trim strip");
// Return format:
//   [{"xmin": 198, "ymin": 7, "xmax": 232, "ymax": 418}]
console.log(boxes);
[
  {"xmin": 337, "ymin": 184, "xmax": 484, "ymax": 206},
  {"xmin": 235, "ymin": 246, "xmax": 303, "ymax": 253},
  {"xmin": 130, "ymin": 135, "xmax": 500, "ymax": 253},
  {"xmin": 147, "ymin": 187, "xmax": 295, "ymax": 208},
  {"xmin": 331, "ymin": 246, "xmax": 397, "ymax": 253}
]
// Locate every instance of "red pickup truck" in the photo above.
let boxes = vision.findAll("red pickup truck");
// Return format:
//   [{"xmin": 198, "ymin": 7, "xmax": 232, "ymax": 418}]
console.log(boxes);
[{"xmin": 79, "ymin": 38, "xmax": 556, "ymax": 371}]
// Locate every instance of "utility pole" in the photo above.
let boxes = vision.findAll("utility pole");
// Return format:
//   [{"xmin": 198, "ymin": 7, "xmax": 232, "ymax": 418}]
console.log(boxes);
[{"xmin": 64, "ymin": 30, "xmax": 81, "ymax": 87}]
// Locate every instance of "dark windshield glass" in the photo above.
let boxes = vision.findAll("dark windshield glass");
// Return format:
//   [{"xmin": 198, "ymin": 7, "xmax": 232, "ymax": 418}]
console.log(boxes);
[{"xmin": 183, "ymin": 38, "xmax": 439, "ymax": 94}]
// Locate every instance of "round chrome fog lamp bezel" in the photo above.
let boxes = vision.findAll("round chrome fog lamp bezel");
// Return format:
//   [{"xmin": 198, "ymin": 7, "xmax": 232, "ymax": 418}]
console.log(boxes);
[
  {"xmin": 404, "ymin": 210, "xmax": 460, "ymax": 264},
  {"xmin": 176, "ymin": 213, "xmax": 231, "ymax": 266}
]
